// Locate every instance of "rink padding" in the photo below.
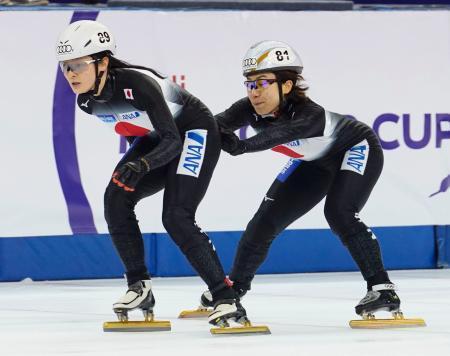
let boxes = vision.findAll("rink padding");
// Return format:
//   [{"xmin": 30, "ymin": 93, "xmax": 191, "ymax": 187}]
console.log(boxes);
[
  {"xmin": 155, "ymin": 225, "xmax": 436, "ymax": 276},
  {"xmin": 436, "ymin": 225, "xmax": 450, "ymax": 268},
  {"xmin": 0, "ymin": 225, "xmax": 437, "ymax": 282}
]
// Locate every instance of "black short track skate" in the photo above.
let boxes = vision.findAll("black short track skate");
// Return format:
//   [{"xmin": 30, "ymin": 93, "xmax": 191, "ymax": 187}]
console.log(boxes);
[{"xmin": 349, "ymin": 284, "xmax": 425, "ymax": 329}]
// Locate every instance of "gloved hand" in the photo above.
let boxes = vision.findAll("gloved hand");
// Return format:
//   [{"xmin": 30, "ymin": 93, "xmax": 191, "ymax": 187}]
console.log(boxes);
[
  {"xmin": 220, "ymin": 128, "xmax": 247, "ymax": 156},
  {"xmin": 112, "ymin": 157, "xmax": 150, "ymax": 192}
]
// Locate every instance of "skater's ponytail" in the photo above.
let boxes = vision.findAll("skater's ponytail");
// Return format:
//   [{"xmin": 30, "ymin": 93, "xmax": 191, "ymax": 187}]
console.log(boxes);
[{"xmin": 92, "ymin": 51, "xmax": 166, "ymax": 80}]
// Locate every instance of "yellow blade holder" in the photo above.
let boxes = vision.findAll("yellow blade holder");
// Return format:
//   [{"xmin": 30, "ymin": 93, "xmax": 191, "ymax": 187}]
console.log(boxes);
[
  {"xmin": 211, "ymin": 322, "xmax": 271, "ymax": 335},
  {"xmin": 349, "ymin": 317, "xmax": 426, "ymax": 329},
  {"xmin": 103, "ymin": 320, "xmax": 171, "ymax": 332},
  {"xmin": 178, "ymin": 307, "xmax": 211, "ymax": 319}
]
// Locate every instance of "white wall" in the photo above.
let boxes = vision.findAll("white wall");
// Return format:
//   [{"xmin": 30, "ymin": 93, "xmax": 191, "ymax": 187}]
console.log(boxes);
[{"xmin": 0, "ymin": 10, "xmax": 449, "ymax": 237}]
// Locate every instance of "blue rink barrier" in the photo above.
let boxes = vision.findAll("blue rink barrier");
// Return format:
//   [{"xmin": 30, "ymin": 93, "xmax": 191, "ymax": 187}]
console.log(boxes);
[
  {"xmin": 0, "ymin": 225, "xmax": 438, "ymax": 282},
  {"xmin": 0, "ymin": 226, "xmax": 440, "ymax": 281}
]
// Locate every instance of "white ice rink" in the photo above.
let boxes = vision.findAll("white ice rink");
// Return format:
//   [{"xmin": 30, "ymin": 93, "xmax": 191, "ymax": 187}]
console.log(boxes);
[{"xmin": 1, "ymin": 269, "xmax": 449, "ymax": 356}]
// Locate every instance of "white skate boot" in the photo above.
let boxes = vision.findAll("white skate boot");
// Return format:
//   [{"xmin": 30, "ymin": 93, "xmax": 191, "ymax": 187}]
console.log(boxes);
[
  {"xmin": 178, "ymin": 289, "xmax": 213, "ymax": 318},
  {"xmin": 179, "ymin": 285, "xmax": 248, "ymax": 319},
  {"xmin": 208, "ymin": 299, "xmax": 270, "ymax": 335},
  {"xmin": 103, "ymin": 280, "xmax": 171, "ymax": 332},
  {"xmin": 113, "ymin": 279, "xmax": 154, "ymax": 321}
]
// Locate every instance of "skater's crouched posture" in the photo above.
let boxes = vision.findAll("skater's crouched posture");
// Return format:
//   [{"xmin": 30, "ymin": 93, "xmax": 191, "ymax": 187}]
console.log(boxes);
[
  {"xmin": 56, "ymin": 20, "xmax": 244, "ymax": 326},
  {"xmin": 201, "ymin": 40, "xmax": 401, "ymax": 319}
]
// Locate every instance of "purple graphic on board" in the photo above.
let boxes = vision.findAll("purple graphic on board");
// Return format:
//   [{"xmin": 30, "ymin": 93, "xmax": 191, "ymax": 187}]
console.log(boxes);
[
  {"xmin": 372, "ymin": 113, "xmax": 450, "ymax": 197},
  {"xmin": 373, "ymin": 113, "xmax": 450, "ymax": 150},
  {"xmin": 429, "ymin": 175, "xmax": 450, "ymax": 198},
  {"xmin": 52, "ymin": 11, "xmax": 99, "ymax": 234}
]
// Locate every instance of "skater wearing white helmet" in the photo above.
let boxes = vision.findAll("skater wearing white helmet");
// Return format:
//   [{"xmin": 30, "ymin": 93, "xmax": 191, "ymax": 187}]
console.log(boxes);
[
  {"xmin": 199, "ymin": 40, "xmax": 404, "ymax": 322},
  {"xmin": 56, "ymin": 20, "xmax": 246, "ymax": 329}
]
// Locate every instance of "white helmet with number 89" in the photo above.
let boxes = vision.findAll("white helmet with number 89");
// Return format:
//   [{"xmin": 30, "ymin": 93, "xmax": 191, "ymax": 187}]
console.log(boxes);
[
  {"xmin": 242, "ymin": 40, "xmax": 303, "ymax": 76},
  {"xmin": 56, "ymin": 20, "xmax": 116, "ymax": 61}
]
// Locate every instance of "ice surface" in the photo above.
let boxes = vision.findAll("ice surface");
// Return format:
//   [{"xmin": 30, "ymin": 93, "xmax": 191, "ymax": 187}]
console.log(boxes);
[{"xmin": 1, "ymin": 270, "xmax": 449, "ymax": 356}]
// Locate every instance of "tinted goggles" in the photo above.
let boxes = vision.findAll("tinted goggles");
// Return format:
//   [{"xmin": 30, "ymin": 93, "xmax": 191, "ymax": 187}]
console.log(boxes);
[{"xmin": 244, "ymin": 79, "xmax": 278, "ymax": 91}]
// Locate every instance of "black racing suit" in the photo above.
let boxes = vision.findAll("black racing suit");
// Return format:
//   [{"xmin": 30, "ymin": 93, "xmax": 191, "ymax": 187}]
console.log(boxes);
[
  {"xmin": 77, "ymin": 67, "xmax": 232, "ymax": 299},
  {"xmin": 217, "ymin": 97, "xmax": 391, "ymax": 293}
]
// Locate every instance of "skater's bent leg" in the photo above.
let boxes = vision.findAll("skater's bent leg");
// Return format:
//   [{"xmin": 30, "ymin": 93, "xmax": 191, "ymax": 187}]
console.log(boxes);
[
  {"xmin": 325, "ymin": 196, "xmax": 390, "ymax": 287},
  {"xmin": 324, "ymin": 138, "xmax": 390, "ymax": 288},
  {"xmin": 229, "ymin": 209, "xmax": 281, "ymax": 293},
  {"xmin": 105, "ymin": 135, "xmax": 166, "ymax": 286},
  {"xmin": 104, "ymin": 182, "xmax": 150, "ymax": 285},
  {"xmin": 162, "ymin": 124, "xmax": 234, "ymax": 300},
  {"xmin": 230, "ymin": 161, "xmax": 332, "ymax": 293},
  {"xmin": 162, "ymin": 205, "xmax": 233, "ymax": 299}
]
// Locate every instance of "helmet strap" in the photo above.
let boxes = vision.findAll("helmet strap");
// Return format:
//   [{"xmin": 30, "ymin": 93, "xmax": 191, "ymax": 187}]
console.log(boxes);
[
  {"xmin": 275, "ymin": 74, "xmax": 286, "ymax": 113},
  {"xmin": 93, "ymin": 59, "xmax": 104, "ymax": 95}
]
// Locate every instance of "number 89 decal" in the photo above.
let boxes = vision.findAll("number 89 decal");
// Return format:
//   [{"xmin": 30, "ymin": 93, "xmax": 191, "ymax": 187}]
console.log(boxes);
[
  {"xmin": 98, "ymin": 32, "xmax": 111, "ymax": 43},
  {"xmin": 269, "ymin": 47, "xmax": 295, "ymax": 64}
]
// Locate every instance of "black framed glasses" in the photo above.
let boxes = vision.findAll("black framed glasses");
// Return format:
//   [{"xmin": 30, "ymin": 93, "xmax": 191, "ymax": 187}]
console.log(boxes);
[{"xmin": 244, "ymin": 79, "xmax": 278, "ymax": 91}]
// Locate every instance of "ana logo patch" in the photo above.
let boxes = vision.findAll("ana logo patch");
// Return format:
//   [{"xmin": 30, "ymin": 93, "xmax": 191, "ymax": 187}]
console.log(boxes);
[
  {"xmin": 176, "ymin": 129, "xmax": 208, "ymax": 178},
  {"xmin": 340, "ymin": 139, "xmax": 369, "ymax": 175},
  {"xmin": 119, "ymin": 111, "xmax": 140, "ymax": 120}
]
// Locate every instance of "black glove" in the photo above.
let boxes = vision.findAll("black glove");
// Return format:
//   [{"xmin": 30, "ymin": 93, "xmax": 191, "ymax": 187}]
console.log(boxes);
[
  {"xmin": 112, "ymin": 158, "xmax": 150, "ymax": 192},
  {"xmin": 220, "ymin": 128, "xmax": 247, "ymax": 156}
]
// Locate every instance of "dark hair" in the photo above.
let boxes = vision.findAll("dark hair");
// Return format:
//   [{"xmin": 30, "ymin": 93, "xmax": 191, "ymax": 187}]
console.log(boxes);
[
  {"xmin": 92, "ymin": 51, "xmax": 166, "ymax": 79},
  {"xmin": 275, "ymin": 70, "xmax": 308, "ymax": 104}
]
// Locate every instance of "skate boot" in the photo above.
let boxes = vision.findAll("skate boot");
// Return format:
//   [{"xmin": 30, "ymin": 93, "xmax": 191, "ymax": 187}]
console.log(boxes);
[
  {"xmin": 103, "ymin": 280, "xmax": 171, "ymax": 332},
  {"xmin": 201, "ymin": 282, "xmax": 248, "ymax": 308},
  {"xmin": 178, "ymin": 289, "xmax": 214, "ymax": 318},
  {"xmin": 113, "ymin": 280, "xmax": 155, "ymax": 321},
  {"xmin": 355, "ymin": 283, "xmax": 401, "ymax": 317},
  {"xmin": 349, "ymin": 283, "xmax": 426, "ymax": 329},
  {"xmin": 209, "ymin": 298, "xmax": 270, "ymax": 335},
  {"xmin": 200, "ymin": 290, "xmax": 214, "ymax": 308},
  {"xmin": 178, "ymin": 281, "xmax": 248, "ymax": 318},
  {"xmin": 208, "ymin": 298, "xmax": 244, "ymax": 327}
]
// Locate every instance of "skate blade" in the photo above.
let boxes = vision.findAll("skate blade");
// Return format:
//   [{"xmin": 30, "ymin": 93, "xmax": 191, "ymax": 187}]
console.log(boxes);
[
  {"xmin": 103, "ymin": 320, "xmax": 171, "ymax": 332},
  {"xmin": 349, "ymin": 318, "xmax": 426, "ymax": 329},
  {"xmin": 210, "ymin": 325, "xmax": 271, "ymax": 335},
  {"xmin": 178, "ymin": 308, "xmax": 211, "ymax": 319}
]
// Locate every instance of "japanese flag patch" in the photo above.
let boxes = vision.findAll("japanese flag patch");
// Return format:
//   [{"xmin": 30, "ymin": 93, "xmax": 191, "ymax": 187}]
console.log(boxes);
[{"xmin": 124, "ymin": 88, "xmax": 134, "ymax": 100}]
